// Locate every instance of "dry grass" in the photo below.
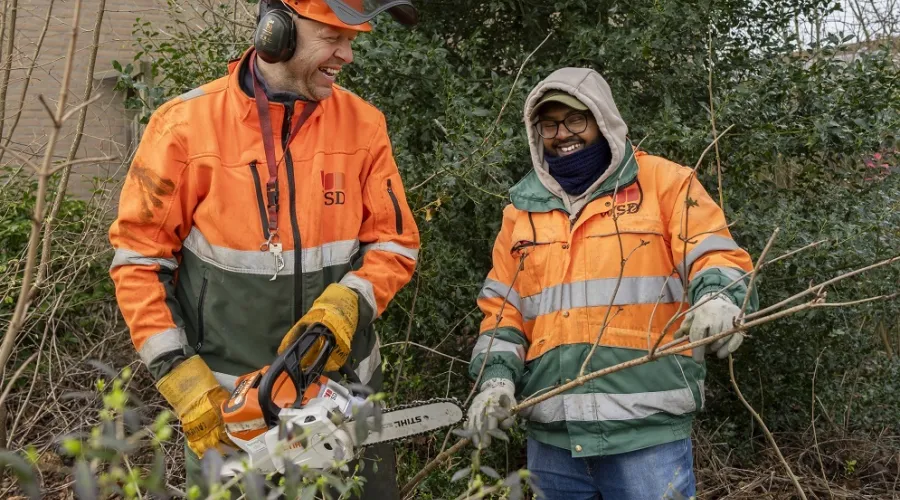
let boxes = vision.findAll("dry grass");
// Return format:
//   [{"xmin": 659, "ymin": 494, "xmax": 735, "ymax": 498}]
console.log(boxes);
[{"xmin": 695, "ymin": 427, "xmax": 900, "ymax": 499}]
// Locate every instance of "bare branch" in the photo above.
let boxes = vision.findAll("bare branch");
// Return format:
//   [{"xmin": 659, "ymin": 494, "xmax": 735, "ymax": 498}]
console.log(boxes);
[
  {"xmin": 747, "ymin": 254, "xmax": 900, "ymax": 320},
  {"xmin": 0, "ymin": 0, "xmax": 18, "ymax": 143},
  {"xmin": 59, "ymin": 92, "xmax": 103, "ymax": 124},
  {"xmin": 0, "ymin": 0, "xmax": 54, "ymax": 166},
  {"xmin": 37, "ymin": 95, "xmax": 58, "ymax": 125},
  {"xmin": 740, "ymin": 227, "xmax": 780, "ymax": 315},
  {"xmin": 36, "ymin": 0, "xmax": 107, "ymax": 288},
  {"xmin": 381, "ymin": 341, "xmax": 469, "ymax": 365},
  {"xmin": 0, "ymin": 0, "xmax": 84, "ymax": 382},
  {"xmin": 391, "ymin": 271, "xmax": 420, "ymax": 402},
  {"xmin": 729, "ymin": 354, "xmax": 809, "ymax": 499},
  {"xmin": 47, "ymin": 155, "xmax": 116, "ymax": 176},
  {"xmin": 410, "ymin": 30, "xmax": 554, "ymax": 192},
  {"xmin": 465, "ymin": 253, "xmax": 527, "ymax": 408},
  {"xmin": 0, "ymin": 145, "xmax": 41, "ymax": 172}
]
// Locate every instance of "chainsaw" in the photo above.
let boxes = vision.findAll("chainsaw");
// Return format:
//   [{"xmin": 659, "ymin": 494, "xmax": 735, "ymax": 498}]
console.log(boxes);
[{"xmin": 219, "ymin": 324, "xmax": 463, "ymax": 476}]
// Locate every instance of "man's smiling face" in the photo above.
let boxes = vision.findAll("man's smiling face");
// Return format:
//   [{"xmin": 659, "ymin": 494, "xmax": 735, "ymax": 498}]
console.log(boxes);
[{"xmin": 537, "ymin": 102, "xmax": 602, "ymax": 157}]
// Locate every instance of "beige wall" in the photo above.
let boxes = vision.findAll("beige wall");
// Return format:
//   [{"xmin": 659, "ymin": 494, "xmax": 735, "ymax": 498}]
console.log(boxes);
[{"xmin": 2, "ymin": 0, "xmax": 172, "ymax": 199}]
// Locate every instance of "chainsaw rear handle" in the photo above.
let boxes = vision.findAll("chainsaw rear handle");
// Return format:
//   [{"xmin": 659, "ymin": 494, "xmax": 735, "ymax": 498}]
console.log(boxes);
[{"xmin": 258, "ymin": 323, "xmax": 336, "ymax": 427}]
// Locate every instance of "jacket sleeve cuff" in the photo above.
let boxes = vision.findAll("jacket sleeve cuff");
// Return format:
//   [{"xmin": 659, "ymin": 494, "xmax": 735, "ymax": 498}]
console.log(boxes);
[
  {"xmin": 481, "ymin": 365, "xmax": 516, "ymax": 385},
  {"xmin": 692, "ymin": 285, "xmax": 740, "ymax": 306}
]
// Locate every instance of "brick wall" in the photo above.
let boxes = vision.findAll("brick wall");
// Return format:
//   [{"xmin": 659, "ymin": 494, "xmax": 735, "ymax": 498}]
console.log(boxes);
[{"xmin": 2, "ymin": 0, "xmax": 172, "ymax": 199}]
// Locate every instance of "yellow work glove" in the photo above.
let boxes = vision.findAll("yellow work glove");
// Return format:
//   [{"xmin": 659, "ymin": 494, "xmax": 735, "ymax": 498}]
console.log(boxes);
[
  {"xmin": 156, "ymin": 355, "xmax": 235, "ymax": 458},
  {"xmin": 278, "ymin": 283, "xmax": 359, "ymax": 372}
]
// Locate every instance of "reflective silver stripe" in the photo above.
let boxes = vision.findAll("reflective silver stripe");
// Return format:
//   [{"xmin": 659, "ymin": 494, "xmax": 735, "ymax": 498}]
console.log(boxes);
[
  {"xmin": 179, "ymin": 87, "xmax": 205, "ymax": 101},
  {"xmin": 478, "ymin": 278, "xmax": 523, "ymax": 313},
  {"xmin": 138, "ymin": 327, "xmax": 187, "ymax": 366},
  {"xmin": 470, "ymin": 334, "xmax": 525, "ymax": 363},
  {"xmin": 182, "ymin": 228, "xmax": 359, "ymax": 276},
  {"xmin": 361, "ymin": 242, "xmax": 418, "ymax": 262},
  {"xmin": 110, "ymin": 248, "xmax": 177, "ymax": 272},
  {"xmin": 519, "ymin": 387, "xmax": 697, "ymax": 423},
  {"xmin": 676, "ymin": 235, "xmax": 739, "ymax": 280},
  {"xmin": 340, "ymin": 272, "xmax": 377, "ymax": 316},
  {"xmin": 355, "ymin": 336, "xmax": 381, "ymax": 386},
  {"xmin": 520, "ymin": 276, "xmax": 683, "ymax": 321},
  {"xmin": 213, "ymin": 371, "xmax": 239, "ymax": 390}
]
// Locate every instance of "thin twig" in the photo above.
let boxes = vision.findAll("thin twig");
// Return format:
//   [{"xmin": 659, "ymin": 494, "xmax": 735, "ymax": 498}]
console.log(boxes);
[
  {"xmin": 410, "ymin": 31, "xmax": 554, "ymax": 192},
  {"xmin": 707, "ymin": 29, "xmax": 726, "ymax": 208},
  {"xmin": 811, "ymin": 351, "xmax": 834, "ymax": 499},
  {"xmin": 0, "ymin": 0, "xmax": 17, "ymax": 144},
  {"xmin": 729, "ymin": 354, "xmax": 809, "ymax": 500},
  {"xmin": 747, "ymin": 255, "xmax": 900, "ymax": 320},
  {"xmin": 400, "ymin": 279, "xmax": 900, "ymax": 496},
  {"xmin": 0, "ymin": 352, "xmax": 37, "ymax": 424},
  {"xmin": 47, "ymin": 155, "xmax": 117, "ymax": 175},
  {"xmin": 0, "ymin": 0, "xmax": 83, "ymax": 382},
  {"xmin": 381, "ymin": 341, "xmax": 469, "ymax": 365},
  {"xmin": 391, "ymin": 271, "xmax": 420, "ymax": 403},
  {"xmin": 740, "ymin": 228, "xmax": 780, "ymax": 316},
  {"xmin": 0, "ymin": 0, "xmax": 54, "ymax": 166},
  {"xmin": 36, "ymin": 0, "xmax": 107, "ymax": 287},
  {"xmin": 465, "ymin": 253, "xmax": 527, "ymax": 408}
]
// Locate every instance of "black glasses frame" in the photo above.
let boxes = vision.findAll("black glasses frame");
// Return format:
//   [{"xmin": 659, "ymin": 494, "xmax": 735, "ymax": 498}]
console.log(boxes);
[{"xmin": 536, "ymin": 112, "xmax": 590, "ymax": 139}]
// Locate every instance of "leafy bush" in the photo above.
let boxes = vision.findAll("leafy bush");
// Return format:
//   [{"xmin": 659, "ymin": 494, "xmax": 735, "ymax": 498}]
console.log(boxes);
[{"xmin": 88, "ymin": 0, "xmax": 900, "ymax": 496}]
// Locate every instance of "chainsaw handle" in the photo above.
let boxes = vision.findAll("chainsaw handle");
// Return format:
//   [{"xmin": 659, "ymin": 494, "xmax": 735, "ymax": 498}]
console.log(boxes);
[{"xmin": 258, "ymin": 323, "xmax": 336, "ymax": 427}]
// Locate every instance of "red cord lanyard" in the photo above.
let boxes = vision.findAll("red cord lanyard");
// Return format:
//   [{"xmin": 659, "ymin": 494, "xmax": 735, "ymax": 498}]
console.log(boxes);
[{"xmin": 249, "ymin": 54, "xmax": 317, "ymax": 279}]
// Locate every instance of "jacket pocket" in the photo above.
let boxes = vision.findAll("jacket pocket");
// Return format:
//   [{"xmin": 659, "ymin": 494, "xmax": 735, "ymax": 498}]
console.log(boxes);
[
  {"xmin": 386, "ymin": 178, "xmax": 403, "ymax": 234},
  {"xmin": 248, "ymin": 160, "xmax": 270, "ymax": 240},
  {"xmin": 195, "ymin": 273, "xmax": 209, "ymax": 351}
]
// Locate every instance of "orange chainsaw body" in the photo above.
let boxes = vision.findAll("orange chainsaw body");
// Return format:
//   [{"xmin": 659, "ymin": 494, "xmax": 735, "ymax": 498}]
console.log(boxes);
[{"xmin": 221, "ymin": 367, "xmax": 330, "ymax": 442}]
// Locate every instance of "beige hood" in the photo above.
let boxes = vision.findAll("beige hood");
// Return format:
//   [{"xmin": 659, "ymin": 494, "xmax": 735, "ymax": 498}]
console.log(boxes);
[{"xmin": 523, "ymin": 68, "xmax": 629, "ymax": 215}]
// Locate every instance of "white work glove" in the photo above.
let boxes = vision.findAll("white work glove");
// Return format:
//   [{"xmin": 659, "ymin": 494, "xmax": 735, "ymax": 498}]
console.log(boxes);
[
  {"xmin": 466, "ymin": 378, "xmax": 516, "ymax": 447},
  {"xmin": 674, "ymin": 293, "xmax": 743, "ymax": 362}
]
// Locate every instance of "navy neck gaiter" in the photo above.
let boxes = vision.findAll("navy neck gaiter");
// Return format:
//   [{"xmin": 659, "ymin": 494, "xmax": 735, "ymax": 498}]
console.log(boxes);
[{"xmin": 545, "ymin": 136, "xmax": 613, "ymax": 196}]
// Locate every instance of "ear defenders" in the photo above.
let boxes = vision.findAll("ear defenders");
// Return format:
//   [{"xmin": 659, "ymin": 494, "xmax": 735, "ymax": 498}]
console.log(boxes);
[{"xmin": 254, "ymin": 1, "xmax": 297, "ymax": 63}]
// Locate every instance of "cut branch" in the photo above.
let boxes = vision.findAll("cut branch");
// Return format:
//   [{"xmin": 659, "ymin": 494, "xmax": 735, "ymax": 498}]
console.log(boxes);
[{"xmin": 0, "ymin": 0, "xmax": 83, "ymax": 381}]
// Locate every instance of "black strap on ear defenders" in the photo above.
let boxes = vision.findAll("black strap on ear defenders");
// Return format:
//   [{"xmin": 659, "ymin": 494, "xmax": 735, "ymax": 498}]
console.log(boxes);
[{"xmin": 254, "ymin": 1, "xmax": 297, "ymax": 63}]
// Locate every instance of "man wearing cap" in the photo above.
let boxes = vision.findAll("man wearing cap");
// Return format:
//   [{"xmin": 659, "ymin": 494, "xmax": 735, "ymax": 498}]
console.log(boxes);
[
  {"xmin": 109, "ymin": 0, "xmax": 419, "ymax": 495},
  {"xmin": 466, "ymin": 68, "xmax": 758, "ymax": 498}
]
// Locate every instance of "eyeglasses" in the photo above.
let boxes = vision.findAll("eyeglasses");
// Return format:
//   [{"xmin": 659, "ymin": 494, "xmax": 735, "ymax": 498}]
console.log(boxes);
[{"xmin": 536, "ymin": 112, "xmax": 590, "ymax": 139}]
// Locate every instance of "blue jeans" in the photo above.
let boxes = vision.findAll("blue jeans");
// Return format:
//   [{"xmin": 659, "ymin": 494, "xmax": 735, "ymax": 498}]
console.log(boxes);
[{"xmin": 526, "ymin": 437, "xmax": 696, "ymax": 500}]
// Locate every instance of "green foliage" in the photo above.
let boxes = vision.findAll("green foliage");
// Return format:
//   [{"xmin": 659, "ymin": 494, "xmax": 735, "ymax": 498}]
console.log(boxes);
[
  {"xmin": 113, "ymin": 0, "xmax": 250, "ymax": 122},
  {"xmin": 0, "ymin": 169, "xmax": 114, "ymax": 323},
  {"xmin": 101, "ymin": 0, "xmax": 900, "ymax": 495}
]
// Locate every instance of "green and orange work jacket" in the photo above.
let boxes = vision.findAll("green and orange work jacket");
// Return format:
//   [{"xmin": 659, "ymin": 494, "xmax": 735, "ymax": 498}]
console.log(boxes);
[
  {"xmin": 109, "ymin": 49, "xmax": 419, "ymax": 390},
  {"xmin": 471, "ymin": 68, "xmax": 757, "ymax": 458}
]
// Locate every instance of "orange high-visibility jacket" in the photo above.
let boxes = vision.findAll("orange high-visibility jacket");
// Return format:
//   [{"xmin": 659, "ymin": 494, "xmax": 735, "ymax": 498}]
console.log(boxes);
[
  {"xmin": 109, "ymin": 49, "xmax": 419, "ymax": 388},
  {"xmin": 471, "ymin": 68, "xmax": 757, "ymax": 458}
]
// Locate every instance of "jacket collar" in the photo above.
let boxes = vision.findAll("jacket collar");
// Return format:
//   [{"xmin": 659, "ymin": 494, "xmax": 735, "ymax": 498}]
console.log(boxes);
[
  {"xmin": 509, "ymin": 140, "xmax": 640, "ymax": 214},
  {"xmin": 226, "ymin": 48, "xmax": 325, "ymax": 137}
]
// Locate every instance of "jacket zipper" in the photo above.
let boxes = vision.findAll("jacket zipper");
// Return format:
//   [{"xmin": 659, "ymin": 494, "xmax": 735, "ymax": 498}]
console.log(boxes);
[
  {"xmin": 386, "ymin": 179, "xmax": 403, "ymax": 234},
  {"xmin": 282, "ymin": 103, "xmax": 304, "ymax": 322},
  {"xmin": 196, "ymin": 276, "xmax": 208, "ymax": 351},
  {"xmin": 248, "ymin": 160, "xmax": 269, "ymax": 240}
]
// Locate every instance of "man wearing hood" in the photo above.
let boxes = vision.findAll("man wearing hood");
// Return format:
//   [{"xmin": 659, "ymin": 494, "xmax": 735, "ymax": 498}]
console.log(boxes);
[{"xmin": 465, "ymin": 68, "xmax": 758, "ymax": 498}]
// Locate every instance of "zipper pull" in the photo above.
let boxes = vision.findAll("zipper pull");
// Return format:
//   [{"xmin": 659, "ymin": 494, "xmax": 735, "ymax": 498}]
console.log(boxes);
[{"xmin": 269, "ymin": 242, "xmax": 284, "ymax": 281}]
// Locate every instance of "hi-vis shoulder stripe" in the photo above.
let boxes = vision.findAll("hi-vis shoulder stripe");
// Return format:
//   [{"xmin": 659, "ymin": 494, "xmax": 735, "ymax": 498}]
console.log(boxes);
[{"xmin": 182, "ymin": 227, "xmax": 359, "ymax": 276}]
